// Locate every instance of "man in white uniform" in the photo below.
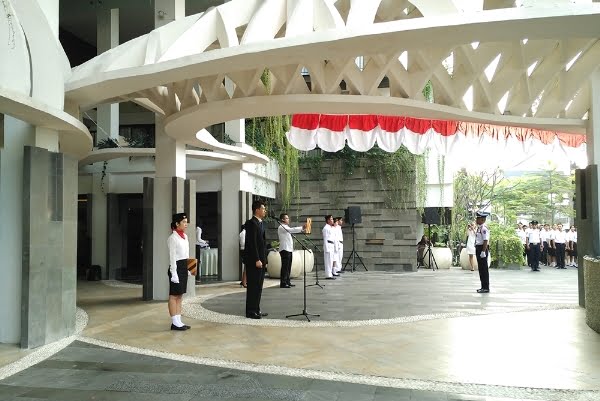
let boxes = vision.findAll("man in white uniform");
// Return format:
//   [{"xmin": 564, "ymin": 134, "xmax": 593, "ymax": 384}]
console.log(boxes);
[
  {"xmin": 322, "ymin": 215, "xmax": 339, "ymax": 279},
  {"xmin": 526, "ymin": 220, "xmax": 542, "ymax": 271},
  {"xmin": 334, "ymin": 217, "xmax": 345, "ymax": 275},
  {"xmin": 554, "ymin": 223, "xmax": 567, "ymax": 269},
  {"xmin": 277, "ymin": 213, "xmax": 305, "ymax": 288}
]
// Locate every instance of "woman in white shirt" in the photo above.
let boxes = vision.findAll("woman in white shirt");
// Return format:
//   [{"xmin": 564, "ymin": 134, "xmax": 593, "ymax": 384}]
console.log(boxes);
[
  {"xmin": 239, "ymin": 225, "xmax": 247, "ymax": 288},
  {"xmin": 466, "ymin": 222, "xmax": 477, "ymax": 271},
  {"xmin": 168, "ymin": 213, "xmax": 191, "ymax": 331}
]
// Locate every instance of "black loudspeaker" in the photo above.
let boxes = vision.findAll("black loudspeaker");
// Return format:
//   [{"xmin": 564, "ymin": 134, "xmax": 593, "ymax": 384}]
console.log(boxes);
[
  {"xmin": 345, "ymin": 206, "xmax": 362, "ymax": 224},
  {"xmin": 421, "ymin": 207, "xmax": 452, "ymax": 225}
]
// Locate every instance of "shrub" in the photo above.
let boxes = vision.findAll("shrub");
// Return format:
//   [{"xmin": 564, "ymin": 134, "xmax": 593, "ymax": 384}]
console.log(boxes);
[{"xmin": 487, "ymin": 222, "xmax": 524, "ymax": 267}]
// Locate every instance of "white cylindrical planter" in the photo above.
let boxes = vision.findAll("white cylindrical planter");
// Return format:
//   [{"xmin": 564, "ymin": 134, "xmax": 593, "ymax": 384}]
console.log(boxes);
[
  {"xmin": 266, "ymin": 250, "xmax": 315, "ymax": 279},
  {"xmin": 423, "ymin": 247, "xmax": 452, "ymax": 269},
  {"xmin": 460, "ymin": 248, "xmax": 478, "ymax": 270},
  {"xmin": 266, "ymin": 251, "xmax": 281, "ymax": 278},
  {"xmin": 459, "ymin": 248, "xmax": 491, "ymax": 270}
]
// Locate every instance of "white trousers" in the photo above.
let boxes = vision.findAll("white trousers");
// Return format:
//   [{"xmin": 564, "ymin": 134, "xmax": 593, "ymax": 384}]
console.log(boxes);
[{"xmin": 324, "ymin": 251, "xmax": 335, "ymax": 277}]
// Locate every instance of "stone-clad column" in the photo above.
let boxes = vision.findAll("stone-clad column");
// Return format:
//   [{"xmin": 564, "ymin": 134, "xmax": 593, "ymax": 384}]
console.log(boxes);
[
  {"xmin": 578, "ymin": 70, "xmax": 600, "ymax": 309},
  {"xmin": 0, "ymin": 117, "xmax": 34, "ymax": 344},
  {"xmin": 151, "ymin": 117, "xmax": 190, "ymax": 300},
  {"xmin": 21, "ymin": 146, "xmax": 77, "ymax": 348}
]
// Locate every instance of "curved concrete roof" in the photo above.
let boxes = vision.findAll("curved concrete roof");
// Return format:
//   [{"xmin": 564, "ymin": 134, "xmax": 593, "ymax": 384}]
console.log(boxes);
[
  {"xmin": 65, "ymin": 0, "xmax": 600, "ymax": 144},
  {"xmin": 0, "ymin": 0, "xmax": 92, "ymax": 157},
  {"xmin": 78, "ymin": 147, "xmax": 247, "ymax": 166}
]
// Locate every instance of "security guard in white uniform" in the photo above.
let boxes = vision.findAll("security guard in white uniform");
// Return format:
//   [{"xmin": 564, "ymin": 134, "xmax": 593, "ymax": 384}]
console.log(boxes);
[
  {"xmin": 475, "ymin": 211, "xmax": 491, "ymax": 293},
  {"xmin": 526, "ymin": 220, "xmax": 542, "ymax": 271}
]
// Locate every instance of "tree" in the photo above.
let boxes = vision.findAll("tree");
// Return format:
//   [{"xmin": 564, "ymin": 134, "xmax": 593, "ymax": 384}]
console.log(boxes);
[
  {"xmin": 450, "ymin": 168, "xmax": 504, "ymax": 243},
  {"xmin": 494, "ymin": 169, "xmax": 574, "ymax": 224}
]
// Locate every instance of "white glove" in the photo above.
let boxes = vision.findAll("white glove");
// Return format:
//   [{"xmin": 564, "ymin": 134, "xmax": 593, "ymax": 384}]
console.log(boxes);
[
  {"xmin": 169, "ymin": 266, "xmax": 179, "ymax": 283},
  {"xmin": 480, "ymin": 251, "xmax": 486, "ymax": 258},
  {"xmin": 188, "ymin": 270, "xmax": 192, "ymax": 276}
]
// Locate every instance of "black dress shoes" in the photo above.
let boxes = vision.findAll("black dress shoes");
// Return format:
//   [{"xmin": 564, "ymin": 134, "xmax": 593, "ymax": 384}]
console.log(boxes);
[
  {"xmin": 332, "ymin": 273, "xmax": 340, "ymax": 277},
  {"xmin": 287, "ymin": 283, "xmax": 296, "ymax": 287},
  {"xmin": 476, "ymin": 288, "xmax": 490, "ymax": 293},
  {"xmin": 171, "ymin": 324, "xmax": 189, "ymax": 331},
  {"xmin": 246, "ymin": 312, "xmax": 261, "ymax": 319},
  {"xmin": 280, "ymin": 284, "xmax": 291, "ymax": 288},
  {"xmin": 259, "ymin": 312, "xmax": 269, "ymax": 317},
  {"xmin": 325, "ymin": 276, "xmax": 336, "ymax": 280}
]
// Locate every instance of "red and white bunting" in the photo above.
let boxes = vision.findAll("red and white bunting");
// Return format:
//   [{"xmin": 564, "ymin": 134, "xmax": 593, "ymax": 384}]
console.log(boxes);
[{"xmin": 286, "ymin": 114, "xmax": 587, "ymax": 168}]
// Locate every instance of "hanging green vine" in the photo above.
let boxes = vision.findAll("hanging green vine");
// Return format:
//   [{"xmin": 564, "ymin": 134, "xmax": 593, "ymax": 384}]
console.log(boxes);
[
  {"xmin": 97, "ymin": 138, "xmax": 119, "ymax": 194},
  {"xmin": 366, "ymin": 146, "xmax": 425, "ymax": 209},
  {"xmin": 245, "ymin": 69, "xmax": 300, "ymax": 210},
  {"xmin": 438, "ymin": 154, "xmax": 445, "ymax": 216}
]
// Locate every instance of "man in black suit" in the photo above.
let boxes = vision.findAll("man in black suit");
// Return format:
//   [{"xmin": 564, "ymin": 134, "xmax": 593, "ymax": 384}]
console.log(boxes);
[{"xmin": 244, "ymin": 200, "xmax": 268, "ymax": 319}]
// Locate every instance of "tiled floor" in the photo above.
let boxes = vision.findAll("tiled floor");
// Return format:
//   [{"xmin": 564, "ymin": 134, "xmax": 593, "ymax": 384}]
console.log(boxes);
[{"xmin": 1, "ymin": 266, "xmax": 599, "ymax": 401}]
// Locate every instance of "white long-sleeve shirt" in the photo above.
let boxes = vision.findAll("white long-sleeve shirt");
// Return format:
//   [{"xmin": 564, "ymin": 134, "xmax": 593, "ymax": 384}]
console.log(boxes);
[
  {"xmin": 168, "ymin": 231, "xmax": 189, "ymax": 273},
  {"xmin": 323, "ymin": 224, "xmax": 335, "ymax": 253},
  {"xmin": 239, "ymin": 229, "xmax": 246, "ymax": 250},
  {"xmin": 278, "ymin": 224, "xmax": 303, "ymax": 252},
  {"xmin": 196, "ymin": 226, "xmax": 209, "ymax": 248},
  {"xmin": 335, "ymin": 225, "xmax": 344, "ymax": 252}
]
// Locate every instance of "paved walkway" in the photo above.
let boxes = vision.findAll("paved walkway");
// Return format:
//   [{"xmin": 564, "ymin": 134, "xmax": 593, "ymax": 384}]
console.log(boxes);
[{"xmin": 0, "ymin": 266, "xmax": 599, "ymax": 401}]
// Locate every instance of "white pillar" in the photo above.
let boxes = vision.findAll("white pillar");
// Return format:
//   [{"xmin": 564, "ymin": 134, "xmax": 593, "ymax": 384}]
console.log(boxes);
[
  {"xmin": 35, "ymin": 0, "xmax": 59, "ymax": 40},
  {"xmin": 34, "ymin": 0, "xmax": 60, "ymax": 151},
  {"xmin": 151, "ymin": 0, "xmax": 188, "ymax": 300},
  {"xmin": 587, "ymin": 70, "xmax": 600, "ymax": 165},
  {"xmin": 97, "ymin": 8, "xmax": 119, "ymax": 142},
  {"xmin": 152, "ymin": 118, "xmax": 186, "ymax": 300},
  {"xmin": 221, "ymin": 166, "xmax": 242, "ymax": 281},
  {"xmin": 0, "ymin": 117, "xmax": 35, "ymax": 343}
]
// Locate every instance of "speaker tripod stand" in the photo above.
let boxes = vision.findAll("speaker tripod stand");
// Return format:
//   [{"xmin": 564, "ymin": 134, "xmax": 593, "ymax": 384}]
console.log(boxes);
[
  {"xmin": 418, "ymin": 224, "xmax": 438, "ymax": 270},
  {"xmin": 343, "ymin": 224, "xmax": 367, "ymax": 272}
]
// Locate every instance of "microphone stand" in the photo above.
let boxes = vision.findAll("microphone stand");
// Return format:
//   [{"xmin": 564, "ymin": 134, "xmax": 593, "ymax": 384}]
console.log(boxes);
[{"xmin": 271, "ymin": 216, "xmax": 320, "ymax": 322}]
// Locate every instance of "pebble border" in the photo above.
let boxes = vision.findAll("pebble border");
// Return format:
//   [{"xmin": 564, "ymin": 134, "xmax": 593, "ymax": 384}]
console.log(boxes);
[
  {"xmin": 77, "ymin": 336, "xmax": 599, "ymax": 401},
  {"xmin": 0, "ymin": 308, "xmax": 88, "ymax": 380}
]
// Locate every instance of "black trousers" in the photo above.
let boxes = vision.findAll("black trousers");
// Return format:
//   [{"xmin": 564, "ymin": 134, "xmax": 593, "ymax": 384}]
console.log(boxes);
[
  {"xmin": 476, "ymin": 245, "xmax": 489, "ymax": 290},
  {"xmin": 555, "ymin": 243, "xmax": 566, "ymax": 268},
  {"xmin": 541, "ymin": 241, "xmax": 549, "ymax": 265},
  {"xmin": 245, "ymin": 262, "xmax": 266, "ymax": 315},
  {"xmin": 529, "ymin": 243, "xmax": 541, "ymax": 270},
  {"xmin": 279, "ymin": 250, "xmax": 293, "ymax": 285}
]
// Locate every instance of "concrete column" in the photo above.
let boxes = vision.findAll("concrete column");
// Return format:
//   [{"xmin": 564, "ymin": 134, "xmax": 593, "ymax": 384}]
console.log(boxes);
[
  {"xmin": 34, "ymin": 0, "xmax": 59, "ymax": 150},
  {"xmin": 21, "ymin": 147, "xmax": 77, "ymax": 348},
  {"xmin": 224, "ymin": 79, "xmax": 245, "ymax": 144},
  {"xmin": 220, "ymin": 166, "xmax": 242, "ymax": 281},
  {"xmin": 579, "ymin": 70, "xmax": 600, "ymax": 307},
  {"xmin": 91, "ymin": 172, "xmax": 108, "ymax": 278},
  {"xmin": 154, "ymin": 0, "xmax": 185, "ymax": 27},
  {"xmin": 0, "ymin": 117, "xmax": 34, "ymax": 344},
  {"xmin": 148, "ymin": 0, "xmax": 188, "ymax": 301},
  {"xmin": 35, "ymin": 0, "xmax": 59, "ymax": 38},
  {"xmin": 588, "ymin": 70, "xmax": 600, "ymax": 165},
  {"xmin": 152, "ymin": 118, "xmax": 187, "ymax": 300},
  {"xmin": 97, "ymin": 8, "xmax": 119, "ymax": 142},
  {"xmin": 220, "ymin": 0, "xmax": 249, "ymax": 165}
]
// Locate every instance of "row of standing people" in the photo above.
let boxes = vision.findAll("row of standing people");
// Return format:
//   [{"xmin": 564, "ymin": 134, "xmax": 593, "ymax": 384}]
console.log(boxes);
[{"xmin": 516, "ymin": 222, "xmax": 578, "ymax": 271}]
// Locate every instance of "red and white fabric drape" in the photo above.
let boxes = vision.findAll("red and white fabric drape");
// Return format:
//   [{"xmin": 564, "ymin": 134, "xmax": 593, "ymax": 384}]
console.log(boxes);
[{"xmin": 286, "ymin": 114, "xmax": 587, "ymax": 167}]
